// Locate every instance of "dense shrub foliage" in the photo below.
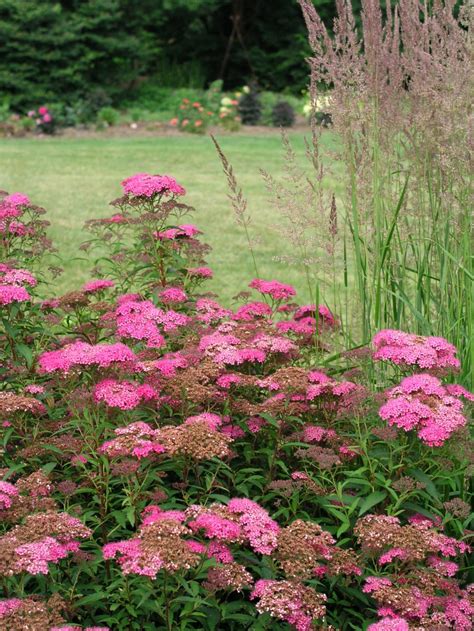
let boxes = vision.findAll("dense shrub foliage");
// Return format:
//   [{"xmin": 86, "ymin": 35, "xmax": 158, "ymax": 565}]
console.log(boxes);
[
  {"xmin": 0, "ymin": 0, "xmax": 348, "ymax": 111},
  {"xmin": 0, "ymin": 175, "xmax": 472, "ymax": 630}
]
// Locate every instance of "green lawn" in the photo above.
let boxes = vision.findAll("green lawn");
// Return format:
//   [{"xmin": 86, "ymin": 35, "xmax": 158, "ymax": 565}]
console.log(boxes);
[{"xmin": 0, "ymin": 131, "xmax": 341, "ymax": 304}]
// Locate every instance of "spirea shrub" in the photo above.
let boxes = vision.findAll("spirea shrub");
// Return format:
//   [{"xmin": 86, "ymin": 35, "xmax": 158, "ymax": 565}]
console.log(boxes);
[{"xmin": 0, "ymin": 175, "xmax": 472, "ymax": 630}]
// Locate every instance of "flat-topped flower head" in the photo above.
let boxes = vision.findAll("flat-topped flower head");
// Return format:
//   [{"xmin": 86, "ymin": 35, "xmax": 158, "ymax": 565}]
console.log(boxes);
[
  {"xmin": 94, "ymin": 379, "xmax": 157, "ymax": 410},
  {"xmin": 250, "ymin": 579, "xmax": 326, "ymax": 631},
  {"xmin": 0, "ymin": 193, "xmax": 30, "ymax": 219},
  {"xmin": 4, "ymin": 193, "xmax": 30, "ymax": 207},
  {"xmin": 379, "ymin": 374, "xmax": 469, "ymax": 446},
  {"xmin": 159, "ymin": 287, "xmax": 187, "ymax": 304},
  {"xmin": 38, "ymin": 341, "xmax": 136, "ymax": 373},
  {"xmin": 121, "ymin": 172, "xmax": 185, "ymax": 198},
  {"xmin": 156, "ymin": 224, "xmax": 200, "ymax": 240},
  {"xmin": 187, "ymin": 266, "xmax": 213, "ymax": 279},
  {"xmin": 1, "ymin": 268, "xmax": 37, "ymax": 287},
  {"xmin": 249, "ymin": 278, "xmax": 296, "ymax": 302},
  {"xmin": 0, "ymin": 285, "xmax": 30, "ymax": 305},
  {"xmin": 82, "ymin": 279, "xmax": 115, "ymax": 293},
  {"xmin": 373, "ymin": 329, "xmax": 460, "ymax": 372}
]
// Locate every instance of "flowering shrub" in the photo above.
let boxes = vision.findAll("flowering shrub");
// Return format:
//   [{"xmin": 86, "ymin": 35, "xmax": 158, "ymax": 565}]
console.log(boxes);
[
  {"xmin": 27, "ymin": 105, "xmax": 55, "ymax": 134},
  {"xmin": 170, "ymin": 98, "xmax": 214, "ymax": 134},
  {"xmin": 218, "ymin": 95, "xmax": 241, "ymax": 131},
  {"xmin": 0, "ymin": 175, "xmax": 472, "ymax": 630}
]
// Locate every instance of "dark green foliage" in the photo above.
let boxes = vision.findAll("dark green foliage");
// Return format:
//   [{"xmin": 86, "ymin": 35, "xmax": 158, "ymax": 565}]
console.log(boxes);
[
  {"xmin": 271, "ymin": 100, "xmax": 295, "ymax": 127},
  {"xmin": 0, "ymin": 0, "xmax": 357, "ymax": 112},
  {"xmin": 238, "ymin": 89, "xmax": 262, "ymax": 125}
]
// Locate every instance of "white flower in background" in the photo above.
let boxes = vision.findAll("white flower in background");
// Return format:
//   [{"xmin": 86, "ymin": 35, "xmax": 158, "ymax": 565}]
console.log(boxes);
[
  {"xmin": 242, "ymin": 85, "xmax": 250, "ymax": 94},
  {"xmin": 303, "ymin": 94, "xmax": 332, "ymax": 117},
  {"xmin": 220, "ymin": 97, "xmax": 232, "ymax": 106}
]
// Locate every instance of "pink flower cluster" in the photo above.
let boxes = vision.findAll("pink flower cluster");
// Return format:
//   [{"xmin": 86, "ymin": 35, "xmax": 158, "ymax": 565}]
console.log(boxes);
[
  {"xmin": 195, "ymin": 298, "xmax": 232, "ymax": 324},
  {"xmin": 227, "ymin": 498, "xmax": 280, "ymax": 555},
  {"xmin": 0, "ymin": 284, "xmax": 30, "ymax": 306},
  {"xmin": 115, "ymin": 298, "xmax": 188, "ymax": 348},
  {"xmin": 159, "ymin": 286, "xmax": 187, "ymax": 304},
  {"xmin": 0, "ymin": 599, "xmax": 22, "ymax": 617},
  {"xmin": 121, "ymin": 172, "xmax": 185, "ymax": 198},
  {"xmin": 0, "ymin": 481, "xmax": 18, "ymax": 509},
  {"xmin": 368, "ymin": 618, "xmax": 410, "ymax": 631},
  {"xmin": 28, "ymin": 105, "xmax": 53, "ymax": 125},
  {"xmin": 199, "ymin": 325, "xmax": 296, "ymax": 367},
  {"xmin": 156, "ymin": 223, "xmax": 200, "ymax": 240},
  {"xmin": 38, "ymin": 341, "xmax": 136, "ymax": 373},
  {"xmin": 94, "ymin": 379, "xmax": 157, "ymax": 410},
  {"xmin": 2, "ymin": 512, "xmax": 91, "ymax": 576},
  {"xmin": 187, "ymin": 266, "xmax": 213, "ymax": 279},
  {"xmin": 373, "ymin": 329, "xmax": 460, "ymax": 371},
  {"xmin": 250, "ymin": 579, "xmax": 326, "ymax": 631},
  {"xmin": 100, "ymin": 422, "xmax": 166, "ymax": 459},
  {"xmin": 249, "ymin": 278, "xmax": 296, "ymax": 302},
  {"xmin": 379, "ymin": 374, "xmax": 469, "ymax": 446},
  {"xmin": 185, "ymin": 498, "xmax": 279, "ymax": 556},
  {"xmin": 1, "ymin": 268, "xmax": 37, "ymax": 287},
  {"xmin": 306, "ymin": 370, "xmax": 357, "ymax": 401},
  {"xmin": 0, "ymin": 265, "xmax": 36, "ymax": 305},
  {"xmin": 234, "ymin": 301, "xmax": 272, "ymax": 321},
  {"xmin": 14, "ymin": 537, "xmax": 81, "ymax": 574},
  {"xmin": 0, "ymin": 193, "xmax": 30, "ymax": 219},
  {"xmin": 277, "ymin": 304, "xmax": 336, "ymax": 336},
  {"xmin": 82, "ymin": 279, "xmax": 115, "ymax": 293}
]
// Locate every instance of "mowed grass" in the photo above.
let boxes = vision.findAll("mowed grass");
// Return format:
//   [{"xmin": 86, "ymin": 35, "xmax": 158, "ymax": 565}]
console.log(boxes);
[{"xmin": 0, "ymin": 131, "xmax": 341, "ymax": 304}]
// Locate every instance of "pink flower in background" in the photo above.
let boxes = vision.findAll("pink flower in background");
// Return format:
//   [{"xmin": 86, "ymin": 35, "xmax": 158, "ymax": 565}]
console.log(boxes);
[
  {"xmin": 82, "ymin": 279, "xmax": 115, "ymax": 293},
  {"xmin": 249, "ymin": 278, "xmax": 296, "ymax": 302},
  {"xmin": 38, "ymin": 106, "xmax": 48, "ymax": 115},
  {"xmin": 121, "ymin": 172, "xmax": 185, "ymax": 197},
  {"xmin": 42, "ymin": 113, "xmax": 52, "ymax": 123},
  {"xmin": 187, "ymin": 266, "xmax": 213, "ymax": 278},
  {"xmin": 4, "ymin": 193, "xmax": 30, "ymax": 207},
  {"xmin": 156, "ymin": 224, "xmax": 200, "ymax": 240},
  {"xmin": 234, "ymin": 301, "xmax": 272, "ymax": 321}
]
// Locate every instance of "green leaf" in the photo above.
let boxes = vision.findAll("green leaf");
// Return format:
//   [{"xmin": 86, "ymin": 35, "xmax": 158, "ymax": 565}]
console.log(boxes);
[
  {"xmin": 15, "ymin": 343, "xmax": 34, "ymax": 367},
  {"xmin": 359, "ymin": 490, "xmax": 387, "ymax": 515}
]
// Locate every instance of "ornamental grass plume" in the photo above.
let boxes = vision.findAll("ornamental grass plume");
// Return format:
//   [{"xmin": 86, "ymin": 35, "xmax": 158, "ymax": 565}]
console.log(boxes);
[{"xmin": 297, "ymin": 0, "xmax": 473, "ymax": 386}]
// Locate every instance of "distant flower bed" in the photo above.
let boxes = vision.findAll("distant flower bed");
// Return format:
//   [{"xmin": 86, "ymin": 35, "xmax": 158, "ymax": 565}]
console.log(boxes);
[{"xmin": 0, "ymin": 172, "xmax": 471, "ymax": 630}]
